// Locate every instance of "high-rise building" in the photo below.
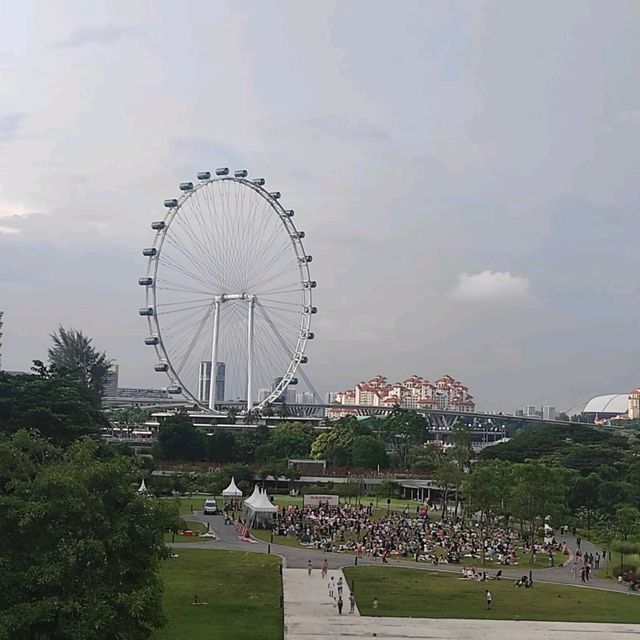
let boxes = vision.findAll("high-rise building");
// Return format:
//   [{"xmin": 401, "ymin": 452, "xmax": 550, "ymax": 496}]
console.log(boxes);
[
  {"xmin": 522, "ymin": 405, "xmax": 538, "ymax": 417},
  {"xmin": 542, "ymin": 406, "xmax": 556, "ymax": 421},
  {"xmin": 198, "ymin": 361, "xmax": 225, "ymax": 404},
  {"xmin": 295, "ymin": 391, "xmax": 316, "ymax": 404},
  {"xmin": 103, "ymin": 362, "xmax": 119, "ymax": 397}
]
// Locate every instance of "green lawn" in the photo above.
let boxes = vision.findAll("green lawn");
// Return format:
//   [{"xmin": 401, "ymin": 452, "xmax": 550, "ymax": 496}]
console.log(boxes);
[
  {"xmin": 164, "ymin": 520, "xmax": 208, "ymax": 543},
  {"xmin": 596, "ymin": 551, "xmax": 640, "ymax": 581},
  {"xmin": 343, "ymin": 566, "xmax": 640, "ymax": 623},
  {"xmin": 153, "ymin": 549, "xmax": 282, "ymax": 639}
]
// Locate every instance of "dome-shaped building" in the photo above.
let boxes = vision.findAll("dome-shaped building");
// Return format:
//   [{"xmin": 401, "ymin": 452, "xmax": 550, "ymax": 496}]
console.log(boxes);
[{"xmin": 581, "ymin": 394, "xmax": 629, "ymax": 419}]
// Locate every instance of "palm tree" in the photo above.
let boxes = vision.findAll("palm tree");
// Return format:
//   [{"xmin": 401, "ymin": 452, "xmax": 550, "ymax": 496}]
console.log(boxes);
[{"xmin": 48, "ymin": 326, "xmax": 111, "ymax": 406}]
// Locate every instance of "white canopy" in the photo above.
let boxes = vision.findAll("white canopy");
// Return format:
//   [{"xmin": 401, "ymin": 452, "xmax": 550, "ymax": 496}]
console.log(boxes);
[
  {"xmin": 244, "ymin": 484, "xmax": 261, "ymax": 506},
  {"xmin": 250, "ymin": 490, "xmax": 277, "ymax": 513},
  {"xmin": 137, "ymin": 478, "xmax": 148, "ymax": 494},
  {"xmin": 222, "ymin": 476, "xmax": 243, "ymax": 497},
  {"xmin": 245, "ymin": 489, "xmax": 277, "ymax": 528}
]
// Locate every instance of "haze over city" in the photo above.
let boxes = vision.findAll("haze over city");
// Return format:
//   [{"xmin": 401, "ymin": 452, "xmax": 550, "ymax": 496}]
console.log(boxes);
[{"xmin": 1, "ymin": 1, "xmax": 640, "ymax": 411}]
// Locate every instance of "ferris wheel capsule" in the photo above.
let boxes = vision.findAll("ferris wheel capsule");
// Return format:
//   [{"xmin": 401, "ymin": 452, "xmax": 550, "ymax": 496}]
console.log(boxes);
[
  {"xmin": 164, "ymin": 199, "xmax": 178, "ymax": 208},
  {"xmin": 234, "ymin": 169, "xmax": 248, "ymax": 178},
  {"xmin": 216, "ymin": 167, "xmax": 229, "ymax": 176},
  {"xmin": 269, "ymin": 191, "xmax": 281, "ymax": 199},
  {"xmin": 151, "ymin": 221, "xmax": 166, "ymax": 231},
  {"xmin": 197, "ymin": 171, "xmax": 211, "ymax": 180},
  {"xmin": 252, "ymin": 178, "xmax": 265, "ymax": 186},
  {"xmin": 179, "ymin": 182, "xmax": 194, "ymax": 191}
]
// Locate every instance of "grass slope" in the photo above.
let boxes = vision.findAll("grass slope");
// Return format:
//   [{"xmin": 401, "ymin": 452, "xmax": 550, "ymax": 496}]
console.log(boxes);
[
  {"xmin": 153, "ymin": 549, "xmax": 282, "ymax": 639},
  {"xmin": 343, "ymin": 566, "xmax": 640, "ymax": 623}
]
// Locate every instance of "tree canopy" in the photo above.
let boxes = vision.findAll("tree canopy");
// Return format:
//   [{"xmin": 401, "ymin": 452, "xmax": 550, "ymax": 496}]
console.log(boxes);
[
  {"xmin": 0, "ymin": 371, "xmax": 105, "ymax": 445},
  {"xmin": 0, "ymin": 431, "xmax": 179, "ymax": 639},
  {"xmin": 48, "ymin": 326, "xmax": 111, "ymax": 405}
]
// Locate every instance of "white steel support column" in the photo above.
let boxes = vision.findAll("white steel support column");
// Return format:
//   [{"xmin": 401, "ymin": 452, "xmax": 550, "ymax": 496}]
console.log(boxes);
[
  {"xmin": 208, "ymin": 297, "xmax": 221, "ymax": 410},
  {"xmin": 246, "ymin": 295, "xmax": 256, "ymax": 411}
]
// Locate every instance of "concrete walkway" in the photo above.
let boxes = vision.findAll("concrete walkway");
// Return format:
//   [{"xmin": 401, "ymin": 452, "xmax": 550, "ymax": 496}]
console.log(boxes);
[{"xmin": 284, "ymin": 568, "xmax": 358, "ymax": 639}]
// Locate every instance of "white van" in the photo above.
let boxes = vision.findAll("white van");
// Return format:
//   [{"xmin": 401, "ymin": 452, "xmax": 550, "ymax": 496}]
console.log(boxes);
[{"xmin": 203, "ymin": 497, "xmax": 218, "ymax": 515}]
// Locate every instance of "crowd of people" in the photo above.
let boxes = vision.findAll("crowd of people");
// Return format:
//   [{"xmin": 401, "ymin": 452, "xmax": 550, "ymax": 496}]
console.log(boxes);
[{"xmin": 271, "ymin": 502, "xmax": 562, "ymax": 566}]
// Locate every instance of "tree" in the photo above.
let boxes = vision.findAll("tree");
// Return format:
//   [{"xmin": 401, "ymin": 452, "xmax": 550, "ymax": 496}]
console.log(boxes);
[
  {"xmin": 0, "ymin": 370, "xmax": 105, "ymax": 445},
  {"xmin": 615, "ymin": 506, "xmax": 640, "ymax": 540},
  {"xmin": 47, "ymin": 326, "xmax": 111, "ymax": 405},
  {"xmin": 310, "ymin": 417, "xmax": 372, "ymax": 466},
  {"xmin": 351, "ymin": 435, "xmax": 388, "ymax": 469},
  {"xmin": 509, "ymin": 462, "xmax": 567, "ymax": 564},
  {"xmin": 449, "ymin": 423, "xmax": 472, "ymax": 517},
  {"xmin": 260, "ymin": 421, "xmax": 316, "ymax": 460},
  {"xmin": 0, "ymin": 431, "xmax": 179, "ymax": 639},
  {"xmin": 464, "ymin": 460, "xmax": 513, "ymax": 565},
  {"xmin": 154, "ymin": 414, "xmax": 205, "ymax": 461},
  {"xmin": 434, "ymin": 459, "xmax": 460, "ymax": 519}
]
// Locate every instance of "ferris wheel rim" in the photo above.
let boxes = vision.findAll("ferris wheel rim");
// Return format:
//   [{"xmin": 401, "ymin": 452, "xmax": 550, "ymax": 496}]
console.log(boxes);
[{"xmin": 140, "ymin": 173, "xmax": 314, "ymax": 411}]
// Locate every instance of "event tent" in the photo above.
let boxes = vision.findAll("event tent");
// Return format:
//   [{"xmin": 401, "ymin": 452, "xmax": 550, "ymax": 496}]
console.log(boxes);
[
  {"xmin": 245, "ymin": 489, "xmax": 277, "ymax": 528},
  {"xmin": 222, "ymin": 476, "xmax": 243, "ymax": 498},
  {"xmin": 137, "ymin": 478, "xmax": 148, "ymax": 494},
  {"xmin": 244, "ymin": 484, "xmax": 261, "ymax": 506}
]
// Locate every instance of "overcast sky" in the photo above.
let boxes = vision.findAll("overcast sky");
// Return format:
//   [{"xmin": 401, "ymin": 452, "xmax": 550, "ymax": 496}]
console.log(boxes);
[{"xmin": 1, "ymin": 1, "xmax": 639, "ymax": 412}]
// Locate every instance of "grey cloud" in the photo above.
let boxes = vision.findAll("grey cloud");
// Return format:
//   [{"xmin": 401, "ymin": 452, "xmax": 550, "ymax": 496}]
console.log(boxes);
[
  {"xmin": 54, "ymin": 24, "xmax": 147, "ymax": 48},
  {"xmin": 0, "ymin": 113, "xmax": 26, "ymax": 141}
]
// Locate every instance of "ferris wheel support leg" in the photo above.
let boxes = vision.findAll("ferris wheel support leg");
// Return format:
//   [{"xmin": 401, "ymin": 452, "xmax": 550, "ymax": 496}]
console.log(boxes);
[
  {"xmin": 208, "ymin": 298, "xmax": 221, "ymax": 411},
  {"xmin": 247, "ymin": 295, "xmax": 256, "ymax": 412}
]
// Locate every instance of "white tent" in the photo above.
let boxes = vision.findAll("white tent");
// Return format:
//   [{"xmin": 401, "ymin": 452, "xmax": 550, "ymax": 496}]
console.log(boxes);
[
  {"xmin": 244, "ymin": 484, "xmax": 261, "ymax": 506},
  {"xmin": 245, "ymin": 489, "xmax": 277, "ymax": 528},
  {"xmin": 137, "ymin": 478, "xmax": 148, "ymax": 494},
  {"xmin": 222, "ymin": 476, "xmax": 243, "ymax": 498}
]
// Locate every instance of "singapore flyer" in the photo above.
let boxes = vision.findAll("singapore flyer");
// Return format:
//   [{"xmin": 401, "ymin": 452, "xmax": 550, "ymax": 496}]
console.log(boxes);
[{"xmin": 138, "ymin": 168, "xmax": 316, "ymax": 412}]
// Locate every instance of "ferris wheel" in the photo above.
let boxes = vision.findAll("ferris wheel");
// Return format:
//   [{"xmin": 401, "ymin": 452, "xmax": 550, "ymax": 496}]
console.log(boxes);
[{"xmin": 138, "ymin": 168, "xmax": 316, "ymax": 412}]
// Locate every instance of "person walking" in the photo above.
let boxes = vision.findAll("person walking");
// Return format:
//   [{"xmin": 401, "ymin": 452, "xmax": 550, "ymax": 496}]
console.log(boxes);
[
  {"xmin": 307, "ymin": 560, "xmax": 312, "ymax": 576},
  {"xmin": 337, "ymin": 577, "xmax": 343, "ymax": 597},
  {"xmin": 576, "ymin": 536, "xmax": 581, "ymax": 550},
  {"xmin": 321, "ymin": 559, "xmax": 328, "ymax": 579},
  {"xmin": 337, "ymin": 596, "xmax": 343, "ymax": 615},
  {"xmin": 485, "ymin": 589, "xmax": 492, "ymax": 610},
  {"xmin": 349, "ymin": 593, "xmax": 356, "ymax": 614},
  {"xmin": 372, "ymin": 597, "xmax": 378, "ymax": 614}
]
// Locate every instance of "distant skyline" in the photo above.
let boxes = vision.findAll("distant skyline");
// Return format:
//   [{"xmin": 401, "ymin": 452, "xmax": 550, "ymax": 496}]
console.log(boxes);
[{"xmin": 1, "ymin": 1, "xmax": 640, "ymax": 412}]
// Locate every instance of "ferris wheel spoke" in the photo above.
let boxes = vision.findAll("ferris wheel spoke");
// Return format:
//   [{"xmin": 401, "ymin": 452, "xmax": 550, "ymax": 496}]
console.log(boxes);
[
  {"xmin": 161, "ymin": 254, "xmax": 215, "ymax": 291},
  {"xmin": 243, "ymin": 229, "xmax": 293, "ymax": 289},
  {"xmin": 182, "ymin": 190, "xmax": 233, "ymax": 288},
  {"xmin": 163, "ymin": 231, "xmax": 219, "ymax": 289},
  {"xmin": 174, "ymin": 302, "xmax": 214, "ymax": 375}
]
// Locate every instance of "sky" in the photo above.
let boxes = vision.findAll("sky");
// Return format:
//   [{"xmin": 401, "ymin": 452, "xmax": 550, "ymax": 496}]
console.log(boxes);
[{"xmin": 1, "ymin": 0, "xmax": 640, "ymax": 412}]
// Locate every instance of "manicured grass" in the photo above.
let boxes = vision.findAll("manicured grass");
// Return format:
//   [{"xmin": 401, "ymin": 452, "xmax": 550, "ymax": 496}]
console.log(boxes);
[
  {"xmin": 153, "ymin": 549, "xmax": 282, "ymax": 639},
  {"xmin": 596, "ymin": 551, "xmax": 639, "ymax": 581},
  {"xmin": 164, "ymin": 520, "xmax": 209, "ymax": 543},
  {"xmin": 343, "ymin": 566, "xmax": 640, "ymax": 623}
]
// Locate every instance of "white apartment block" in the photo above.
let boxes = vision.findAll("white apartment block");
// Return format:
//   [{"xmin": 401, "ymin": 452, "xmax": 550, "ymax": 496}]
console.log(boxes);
[{"xmin": 327, "ymin": 373, "xmax": 475, "ymax": 417}]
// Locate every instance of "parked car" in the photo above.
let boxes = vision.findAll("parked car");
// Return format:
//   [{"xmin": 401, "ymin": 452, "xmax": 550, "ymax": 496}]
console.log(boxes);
[{"xmin": 203, "ymin": 497, "xmax": 218, "ymax": 515}]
